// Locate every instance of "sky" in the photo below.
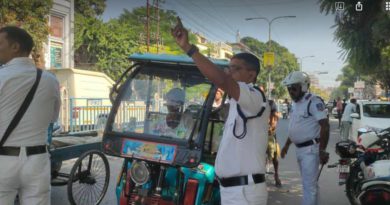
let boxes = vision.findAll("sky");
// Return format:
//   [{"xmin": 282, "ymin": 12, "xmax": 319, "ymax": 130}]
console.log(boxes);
[{"xmin": 102, "ymin": 0, "xmax": 348, "ymax": 88}]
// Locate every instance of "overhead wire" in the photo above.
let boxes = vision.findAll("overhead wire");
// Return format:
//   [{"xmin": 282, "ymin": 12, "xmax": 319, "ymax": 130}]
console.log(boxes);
[
  {"xmin": 163, "ymin": 0, "xmax": 232, "ymax": 42},
  {"xmin": 187, "ymin": 0, "xmax": 237, "ymax": 35}
]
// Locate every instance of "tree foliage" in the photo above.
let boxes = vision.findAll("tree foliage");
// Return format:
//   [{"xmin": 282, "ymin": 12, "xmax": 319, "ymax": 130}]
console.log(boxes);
[
  {"xmin": 75, "ymin": 0, "xmax": 106, "ymax": 18},
  {"xmin": 240, "ymin": 37, "xmax": 299, "ymax": 98},
  {"xmin": 0, "ymin": 0, "xmax": 53, "ymax": 67},
  {"xmin": 319, "ymin": 0, "xmax": 390, "ymax": 94},
  {"xmin": 74, "ymin": 3, "xmax": 192, "ymax": 80}
]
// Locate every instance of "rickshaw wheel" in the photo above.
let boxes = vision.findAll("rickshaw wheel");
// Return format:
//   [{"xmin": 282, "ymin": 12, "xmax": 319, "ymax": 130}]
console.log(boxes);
[{"xmin": 67, "ymin": 150, "xmax": 110, "ymax": 205}]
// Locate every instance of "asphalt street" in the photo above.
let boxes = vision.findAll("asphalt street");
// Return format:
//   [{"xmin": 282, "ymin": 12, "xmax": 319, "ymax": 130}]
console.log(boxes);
[{"xmin": 51, "ymin": 117, "xmax": 350, "ymax": 205}]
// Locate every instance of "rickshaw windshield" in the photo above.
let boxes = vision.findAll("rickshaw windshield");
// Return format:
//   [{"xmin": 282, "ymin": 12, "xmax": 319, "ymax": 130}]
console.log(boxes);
[{"xmin": 111, "ymin": 65, "xmax": 211, "ymax": 141}]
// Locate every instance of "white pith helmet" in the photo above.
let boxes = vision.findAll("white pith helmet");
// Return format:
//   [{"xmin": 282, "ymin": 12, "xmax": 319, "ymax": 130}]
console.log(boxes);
[{"xmin": 282, "ymin": 71, "xmax": 310, "ymax": 92}]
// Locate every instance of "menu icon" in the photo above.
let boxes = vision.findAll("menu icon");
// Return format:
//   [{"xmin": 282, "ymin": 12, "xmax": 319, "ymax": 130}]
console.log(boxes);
[{"xmin": 386, "ymin": 2, "xmax": 390, "ymax": 11}]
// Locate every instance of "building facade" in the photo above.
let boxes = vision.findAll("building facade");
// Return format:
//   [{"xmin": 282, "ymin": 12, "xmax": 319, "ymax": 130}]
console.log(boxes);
[
  {"xmin": 194, "ymin": 33, "xmax": 233, "ymax": 60},
  {"xmin": 44, "ymin": 0, "xmax": 74, "ymax": 70}
]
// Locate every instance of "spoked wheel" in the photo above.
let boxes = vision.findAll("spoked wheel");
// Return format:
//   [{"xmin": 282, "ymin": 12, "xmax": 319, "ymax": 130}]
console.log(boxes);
[{"xmin": 67, "ymin": 150, "xmax": 110, "ymax": 205}]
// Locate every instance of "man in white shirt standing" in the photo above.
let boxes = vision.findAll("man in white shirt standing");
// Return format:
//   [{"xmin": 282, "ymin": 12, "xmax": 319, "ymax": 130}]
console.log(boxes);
[
  {"xmin": 340, "ymin": 98, "xmax": 357, "ymax": 141},
  {"xmin": 172, "ymin": 17, "xmax": 269, "ymax": 205},
  {"xmin": 281, "ymin": 71, "xmax": 329, "ymax": 205},
  {"xmin": 0, "ymin": 26, "xmax": 60, "ymax": 205}
]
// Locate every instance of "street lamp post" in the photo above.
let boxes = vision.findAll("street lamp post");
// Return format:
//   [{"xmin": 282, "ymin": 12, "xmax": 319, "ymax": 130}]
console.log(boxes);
[
  {"xmin": 298, "ymin": 55, "xmax": 315, "ymax": 71},
  {"xmin": 245, "ymin": 16, "xmax": 296, "ymax": 99}
]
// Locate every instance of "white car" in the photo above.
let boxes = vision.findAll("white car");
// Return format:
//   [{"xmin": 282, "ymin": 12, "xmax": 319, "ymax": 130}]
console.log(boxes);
[{"xmin": 350, "ymin": 101, "xmax": 390, "ymax": 142}]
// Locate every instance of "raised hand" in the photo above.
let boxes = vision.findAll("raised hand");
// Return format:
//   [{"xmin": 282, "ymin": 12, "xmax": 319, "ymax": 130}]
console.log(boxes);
[{"xmin": 171, "ymin": 16, "xmax": 191, "ymax": 52}]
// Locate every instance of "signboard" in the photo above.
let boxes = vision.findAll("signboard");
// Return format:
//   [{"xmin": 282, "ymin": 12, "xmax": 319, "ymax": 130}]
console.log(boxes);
[
  {"xmin": 348, "ymin": 87, "xmax": 354, "ymax": 94},
  {"xmin": 121, "ymin": 139, "xmax": 177, "ymax": 164},
  {"xmin": 263, "ymin": 52, "xmax": 275, "ymax": 67},
  {"xmin": 354, "ymin": 81, "xmax": 365, "ymax": 89},
  {"xmin": 50, "ymin": 42, "xmax": 63, "ymax": 69}
]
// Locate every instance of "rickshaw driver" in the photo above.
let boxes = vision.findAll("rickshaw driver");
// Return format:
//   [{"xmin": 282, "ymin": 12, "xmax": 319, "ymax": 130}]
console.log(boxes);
[
  {"xmin": 172, "ymin": 17, "xmax": 270, "ymax": 205},
  {"xmin": 150, "ymin": 88, "xmax": 195, "ymax": 139}
]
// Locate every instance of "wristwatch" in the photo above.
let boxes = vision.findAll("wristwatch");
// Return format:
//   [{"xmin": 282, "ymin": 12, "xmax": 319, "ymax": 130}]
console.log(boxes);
[{"xmin": 186, "ymin": 44, "xmax": 199, "ymax": 57}]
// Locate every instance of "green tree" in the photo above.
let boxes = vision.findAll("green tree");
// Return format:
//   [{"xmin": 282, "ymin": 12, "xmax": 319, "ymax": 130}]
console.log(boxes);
[
  {"xmin": 74, "ymin": 0, "xmax": 106, "ymax": 70},
  {"xmin": 241, "ymin": 37, "xmax": 299, "ymax": 98},
  {"xmin": 117, "ymin": 7, "xmax": 195, "ymax": 54},
  {"xmin": 319, "ymin": 0, "xmax": 390, "ymax": 94},
  {"xmin": 75, "ymin": 0, "xmax": 106, "ymax": 18},
  {"xmin": 0, "ymin": 0, "xmax": 53, "ymax": 67},
  {"xmin": 331, "ymin": 64, "xmax": 372, "ymax": 99},
  {"xmin": 74, "ymin": 4, "xmax": 191, "ymax": 80},
  {"xmin": 311, "ymin": 86, "xmax": 330, "ymax": 100}
]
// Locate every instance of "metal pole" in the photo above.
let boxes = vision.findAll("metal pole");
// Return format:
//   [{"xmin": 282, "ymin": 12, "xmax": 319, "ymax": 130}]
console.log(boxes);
[
  {"xmin": 268, "ymin": 21, "xmax": 272, "ymax": 99},
  {"xmin": 300, "ymin": 58, "xmax": 302, "ymax": 71},
  {"xmin": 299, "ymin": 55, "xmax": 314, "ymax": 72},
  {"xmin": 245, "ymin": 16, "xmax": 296, "ymax": 99},
  {"xmin": 156, "ymin": 0, "xmax": 159, "ymax": 53},
  {"xmin": 146, "ymin": 0, "xmax": 150, "ymax": 52}
]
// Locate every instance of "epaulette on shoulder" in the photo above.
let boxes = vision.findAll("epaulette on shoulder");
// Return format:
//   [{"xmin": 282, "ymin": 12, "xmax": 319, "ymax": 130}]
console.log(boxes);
[{"xmin": 305, "ymin": 93, "xmax": 312, "ymax": 100}]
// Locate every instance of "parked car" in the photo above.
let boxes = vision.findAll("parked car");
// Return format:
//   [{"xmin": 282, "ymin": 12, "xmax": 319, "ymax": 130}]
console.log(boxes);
[{"xmin": 350, "ymin": 101, "xmax": 390, "ymax": 142}]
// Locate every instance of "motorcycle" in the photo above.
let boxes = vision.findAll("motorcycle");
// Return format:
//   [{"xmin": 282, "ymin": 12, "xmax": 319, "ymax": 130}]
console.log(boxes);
[{"xmin": 328, "ymin": 127, "xmax": 390, "ymax": 205}]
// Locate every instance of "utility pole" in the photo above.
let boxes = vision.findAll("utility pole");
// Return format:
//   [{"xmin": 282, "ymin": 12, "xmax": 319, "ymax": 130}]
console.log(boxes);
[
  {"xmin": 155, "ymin": 0, "xmax": 160, "ymax": 53},
  {"xmin": 146, "ymin": 0, "xmax": 150, "ymax": 52},
  {"xmin": 246, "ymin": 16, "xmax": 296, "ymax": 99}
]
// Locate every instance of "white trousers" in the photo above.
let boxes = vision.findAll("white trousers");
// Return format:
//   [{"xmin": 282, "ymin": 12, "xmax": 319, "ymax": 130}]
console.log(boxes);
[
  {"xmin": 296, "ymin": 143, "xmax": 320, "ymax": 205},
  {"xmin": 220, "ymin": 176, "xmax": 267, "ymax": 205},
  {"xmin": 0, "ymin": 147, "xmax": 50, "ymax": 205}
]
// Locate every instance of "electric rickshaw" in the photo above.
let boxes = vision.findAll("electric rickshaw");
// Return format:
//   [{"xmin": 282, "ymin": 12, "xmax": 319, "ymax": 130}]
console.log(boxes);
[{"xmin": 102, "ymin": 53, "xmax": 229, "ymax": 205}]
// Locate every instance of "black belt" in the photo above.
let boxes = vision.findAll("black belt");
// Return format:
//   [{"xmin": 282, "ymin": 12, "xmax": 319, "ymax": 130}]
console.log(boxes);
[
  {"xmin": 0, "ymin": 145, "xmax": 47, "ymax": 156},
  {"xmin": 295, "ymin": 138, "xmax": 319, "ymax": 148},
  {"xmin": 217, "ymin": 173, "xmax": 265, "ymax": 187}
]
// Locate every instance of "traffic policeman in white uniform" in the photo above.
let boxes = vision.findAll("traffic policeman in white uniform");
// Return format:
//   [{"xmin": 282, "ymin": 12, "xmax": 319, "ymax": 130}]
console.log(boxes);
[
  {"xmin": 0, "ymin": 26, "xmax": 60, "ymax": 205},
  {"xmin": 281, "ymin": 71, "xmax": 330, "ymax": 205},
  {"xmin": 172, "ymin": 17, "xmax": 270, "ymax": 205}
]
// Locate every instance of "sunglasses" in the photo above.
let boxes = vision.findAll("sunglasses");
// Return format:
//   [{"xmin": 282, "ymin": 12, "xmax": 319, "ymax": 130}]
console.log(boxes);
[{"xmin": 287, "ymin": 84, "xmax": 300, "ymax": 92}]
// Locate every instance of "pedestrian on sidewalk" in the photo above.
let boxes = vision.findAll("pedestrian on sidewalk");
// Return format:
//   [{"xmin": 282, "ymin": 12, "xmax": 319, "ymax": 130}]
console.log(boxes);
[
  {"xmin": 280, "ymin": 71, "xmax": 329, "ymax": 205},
  {"xmin": 340, "ymin": 99, "xmax": 357, "ymax": 141},
  {"xmin": 0, "ymin": 26, "xmax": 60, "ymax": 205}
]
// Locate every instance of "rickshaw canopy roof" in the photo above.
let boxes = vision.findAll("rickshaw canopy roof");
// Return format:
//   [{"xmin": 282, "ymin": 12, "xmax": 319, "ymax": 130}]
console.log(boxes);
[{"xmin": 128, "ymin": 53, "xmax": 230, "ymax": 67}]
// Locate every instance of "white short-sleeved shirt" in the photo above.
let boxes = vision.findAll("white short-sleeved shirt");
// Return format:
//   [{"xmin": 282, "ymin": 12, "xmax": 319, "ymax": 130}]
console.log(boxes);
[
  {"xmin": 288, "ymin": 93, "xmax": 327, "ymax": 144},
  {"xmin": 215, "ymin": 82, "xmax": 270, "ymax": 178},
  {"xmin": 0, "ymin": 57, "xmax": 60, "ymax": 146},
  {"xmin": 341, "ymin": 103, "xmax": 356, "ymax": 122}
]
